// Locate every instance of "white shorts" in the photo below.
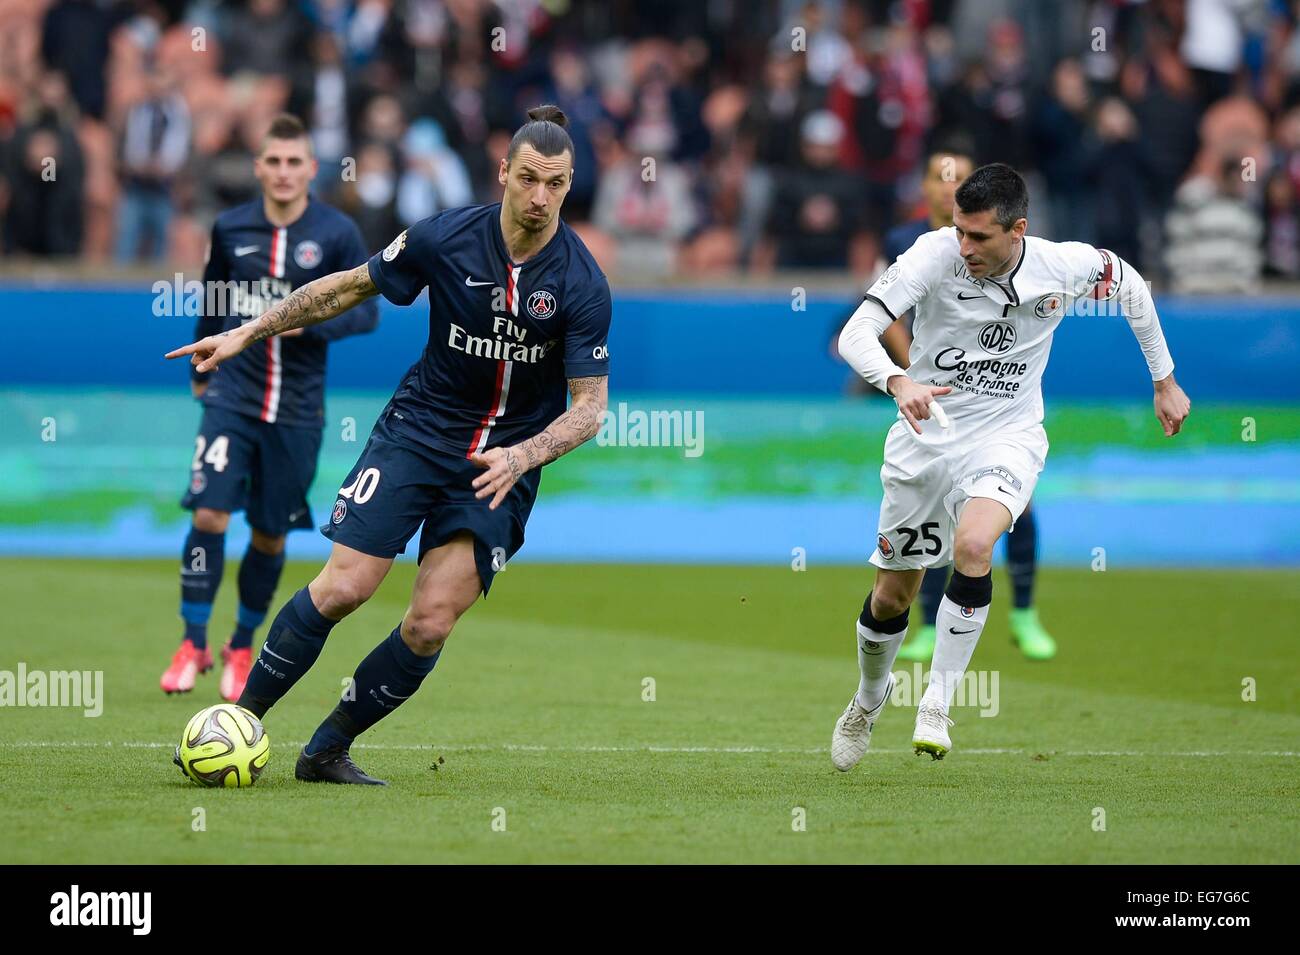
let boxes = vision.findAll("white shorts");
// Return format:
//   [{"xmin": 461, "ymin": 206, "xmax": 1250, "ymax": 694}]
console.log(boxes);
[{"xmin": 870, "ymin": 420, "xmax": 1048, "ymax": 571}]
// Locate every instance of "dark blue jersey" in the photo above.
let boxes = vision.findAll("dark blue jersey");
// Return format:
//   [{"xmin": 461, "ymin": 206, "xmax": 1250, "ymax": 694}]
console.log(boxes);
[
  {"xmin": 365, "ymin": 204, "xmax": 612, "ymax": 458},
  {"xmin": 195, "ymin": 197, "xmax": 379, "ymax": 429}
]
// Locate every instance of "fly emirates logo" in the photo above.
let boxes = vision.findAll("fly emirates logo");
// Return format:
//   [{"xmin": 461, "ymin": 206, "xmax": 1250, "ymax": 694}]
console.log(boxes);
[{"xmin": 448, "ymin": 315, "xmax": 558, "ymax": 363}]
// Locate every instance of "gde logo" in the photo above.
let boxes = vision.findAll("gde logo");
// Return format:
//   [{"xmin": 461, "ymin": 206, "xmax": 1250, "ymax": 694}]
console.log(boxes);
[{"xmin": 978, "ymin": 322, "xmax": 1016, "ymax": 354}]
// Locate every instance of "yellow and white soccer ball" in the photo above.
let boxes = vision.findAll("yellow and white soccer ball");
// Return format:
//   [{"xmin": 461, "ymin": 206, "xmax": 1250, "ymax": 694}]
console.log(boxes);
[{"xmin": 174, "ymin": 703, "xmax": 270, "ymax": 787}]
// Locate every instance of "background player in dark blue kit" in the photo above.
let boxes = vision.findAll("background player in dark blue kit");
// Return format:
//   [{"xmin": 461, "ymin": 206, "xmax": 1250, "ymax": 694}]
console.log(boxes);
[
  {"xmin": 167, "ymin": 105, "xmax": 611, "ymax": 785},
  {"xmin": 160, "ymin": 114, "xmax": 378, "ymax": 700}
]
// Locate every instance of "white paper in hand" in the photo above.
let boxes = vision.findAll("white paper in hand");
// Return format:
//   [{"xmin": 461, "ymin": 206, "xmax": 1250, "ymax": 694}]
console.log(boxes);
[{"xmin": 930, "ymin": 400, "xmax": 950, "ymax": 429}]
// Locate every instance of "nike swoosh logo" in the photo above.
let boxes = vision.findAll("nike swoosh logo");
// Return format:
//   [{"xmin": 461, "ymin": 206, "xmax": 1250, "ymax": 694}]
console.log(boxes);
[
  {"xmin": 288, "ymin": 509, "xmax": 307, "ymax": 522},
  {"xmin": 998, "ymin": 485, "xmax": 1012, "ymax": 494},
  {"xmin": 234, "ymin": 245, "xmax": 259, "ymax": 256},
  {"xmin": 379, "ymin": 685, "xmax": 412, "ymax": 699},
  {"xmin": 465, "ymin": 276, "xmax": 492, "ymax": 286},
  {"xmin": 950, "ymin": 627, "xmax": 977, "ymax": 634},
  {"xmin": 957, "ymin": 292, "xmax": 982, "ymax": 300}
]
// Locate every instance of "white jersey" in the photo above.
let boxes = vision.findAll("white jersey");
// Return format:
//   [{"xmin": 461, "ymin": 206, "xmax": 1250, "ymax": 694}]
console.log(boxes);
[{"xmin": 864, "ymin": 227, "xmax": 1168, "ymax": 444}]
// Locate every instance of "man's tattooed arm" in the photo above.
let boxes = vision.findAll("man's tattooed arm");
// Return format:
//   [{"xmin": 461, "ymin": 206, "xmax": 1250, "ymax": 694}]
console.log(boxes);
[
  {"xmin": 512, "ymin": 376, "xmax": 608, "ymax": 471},
  {"xmin": 245, "ymin": 263, "xmax": 378, "ymax": 344}
]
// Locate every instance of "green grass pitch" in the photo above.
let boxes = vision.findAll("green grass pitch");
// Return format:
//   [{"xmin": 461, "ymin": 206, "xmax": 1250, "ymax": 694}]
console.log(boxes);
[{"xmin": 1, "ymin": 558, "xmax": 1296, "ymax": 864}]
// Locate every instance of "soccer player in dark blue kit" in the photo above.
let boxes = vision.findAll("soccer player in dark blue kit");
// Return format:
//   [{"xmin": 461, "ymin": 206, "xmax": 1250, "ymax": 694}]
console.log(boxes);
[
  {"xmin": 160, "ymin": 114, "xmax": 378, "ymax": 700},
  {"xmin": 167, "ymin": 105, "xmax": 611, "ymax": 785}
]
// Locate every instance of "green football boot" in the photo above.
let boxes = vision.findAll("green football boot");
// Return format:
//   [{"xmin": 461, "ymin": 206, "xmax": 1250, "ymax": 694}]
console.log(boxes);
[
  {"xmin": 896, "ymin": 624, "xmax": 936, "ymax": 662},
  {"xmin": 1009, "ymin": 607, "xmax": 1056, "ymax": 660}
]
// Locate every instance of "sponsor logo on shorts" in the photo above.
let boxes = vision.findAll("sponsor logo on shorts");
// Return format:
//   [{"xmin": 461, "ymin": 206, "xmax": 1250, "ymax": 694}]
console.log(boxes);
[
  {"xmin": 293, "ymin": 240, "xmax": 323, "ymax": 269},
  {"xmin": 189, "ymin": 471, "xmax": 207, "ymax": 495},
  {"xmin": 877, "ymin": 533, "xmax": 894, "ymax": 560},
  {"xmin": 331, "ymin": 499, "xmax": 347, "ymax": 524},
  {"xmin": 526, "ymin": 289, "xmax": 556, "ymax": 320},
  {"xmin": 960, "ymin": 606, "xmax": 975, "ymax": 618}
]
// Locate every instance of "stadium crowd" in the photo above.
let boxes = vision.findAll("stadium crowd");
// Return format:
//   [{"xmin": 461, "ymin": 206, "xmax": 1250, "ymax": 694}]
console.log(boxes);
[{"xmin": 1, "ymin": 0, "xmax": 1299, "ymax": 288}]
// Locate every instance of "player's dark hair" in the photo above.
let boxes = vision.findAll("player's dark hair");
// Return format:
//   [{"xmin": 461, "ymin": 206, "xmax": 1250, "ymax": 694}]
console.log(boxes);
[
  {"xmin": 955, "ymin": 162, "xmax": 1028, "ymax": 230},
  {"xmin": 261, "ymin": 113, "xmax": 311, "ymax": 153},
  {"xmin": 507, "ymin": 104, "xmax": 574, "ymax": 166},
  {"xmin": 927, "ymin": 133, "xmax": 975, "ymax": 168}
]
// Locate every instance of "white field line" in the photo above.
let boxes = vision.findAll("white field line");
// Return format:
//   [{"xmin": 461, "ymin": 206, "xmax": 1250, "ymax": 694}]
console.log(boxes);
[{"xmin": 0, "ymin": 741, "xmax": 1297, "ymax": 757}]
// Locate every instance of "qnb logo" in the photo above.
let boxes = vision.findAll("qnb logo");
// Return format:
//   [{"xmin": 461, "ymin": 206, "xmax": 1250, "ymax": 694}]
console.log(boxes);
[
  {"xmin": 592, "ymin": 345, "xmax": 609, "ymax": 360},
  {"xmin": 978, "ymin": 321, "xmax": 1016, "ymax": 354},
  {"xmin": 50, "ymin": 885, "xmax": 151, "ymax": 935}
]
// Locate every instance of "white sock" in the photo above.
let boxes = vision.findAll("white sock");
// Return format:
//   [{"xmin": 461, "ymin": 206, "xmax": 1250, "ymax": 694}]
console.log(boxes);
[
  {"xmin": 856, "ymin": 619, "xmax": 906, "ymax": 711},
  {"xmin": 921, "ymin": 596, "xmax": 990, "ymax": 710}
]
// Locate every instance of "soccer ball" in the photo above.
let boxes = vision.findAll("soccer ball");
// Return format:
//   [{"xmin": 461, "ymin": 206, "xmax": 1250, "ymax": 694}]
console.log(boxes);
[{"xmin": 173, "ymin": 704, "xmax": 270, "ymax": 787}]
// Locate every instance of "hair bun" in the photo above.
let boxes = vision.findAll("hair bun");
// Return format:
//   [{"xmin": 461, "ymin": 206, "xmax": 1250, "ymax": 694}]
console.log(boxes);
[{"xmin": 527, "ymin": 104, "xmax": 569, "ymax": 129}]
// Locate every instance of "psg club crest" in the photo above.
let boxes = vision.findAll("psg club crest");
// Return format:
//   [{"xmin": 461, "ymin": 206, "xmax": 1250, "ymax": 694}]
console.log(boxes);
[
  {"xmin": 960, "ymin": 606, "xmax": 975, "ymax": 618},
  {"xmin": 382, "ymin": 230, "xmax": 407, "ymax": 262},
  {"xmin": 293, "ymin": 240, "xmax": 323, "ymax": 269},
  {"xmin": 527, "ymin": 289, "xmax": 556, "ymax": 320},
  {"xmin": 331, "ymin": 499, "xmax": 348, "ymax": 525},
  {"xmin": 189, "ymin": 471, "xmax": 207, "ymax": 495},
  {"xmin": 877, "ymin": 533, "xmax": 894, "ymax": 560}
]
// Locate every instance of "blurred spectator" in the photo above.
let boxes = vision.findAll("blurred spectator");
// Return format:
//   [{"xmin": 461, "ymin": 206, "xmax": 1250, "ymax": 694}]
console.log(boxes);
[
  {"xmin": 289, "ymin": 32, "xmax": 354, "ymax": 180},
  {"xmin": 115, "ymin": 63, "xmax": 190, "ymax": 261},
  {"xmin": 1263, "ymin": 167, "xmax": 1300, "ymax": 277},
  {"xmin": 591, "ymin": 136, "xmax": 697, "ymax": 278},
  {"xmin": 764, "ymin": 110, "xmax": 868, "ymax": 270},
  {"xmin": 1032, "ymin": 58, "xmax": 1093, "ymax": 242},
  {"xmin": 396, "ymin": 117, "xmax": 472, "ymax": 226},
  {"xmin": 221, "ymin": 0, "xmax": 312, "ymax": 80},
  {"xmin": 1083, "ymin": 97, "xmax": 1150, "ymax": 268},
  {"xmin": 40, "ymin": 0, "xmax": 133, "ymax": 121},
  {"xmin": 1123, "ymin": 38, "xmax": 1203, "ymax": 242},
  {"xmin": 1, "ymin": 69, "xmax": 84, "ymax": 255},
  {"xmin": 743, "ymin": 52, "xmax": 820, "ymax": 171},
  {"xmin": 335, "ymin": 139, "xmax": 402, "ymax": 253},
  {"xmin": 542, "ymin": 45, "xmax": 608, "ymax": 220},
  {"xmin": 1165, "ymin": 156, "xmax": 1265, "ymax": 293}
]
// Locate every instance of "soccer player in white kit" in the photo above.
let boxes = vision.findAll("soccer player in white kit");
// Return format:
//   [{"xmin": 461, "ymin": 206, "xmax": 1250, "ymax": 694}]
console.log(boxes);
[{"xmin": 830, "ymin": 163, "xmax": 1191, "ymax": 768}]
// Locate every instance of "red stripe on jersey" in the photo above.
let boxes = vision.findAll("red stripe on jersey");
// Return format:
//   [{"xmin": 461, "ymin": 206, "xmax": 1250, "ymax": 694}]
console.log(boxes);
[
  {"xmin": 260, "ymin": 339, "xmax": 275, "ymax": 420},
  {"xmin": 505, "ymin": 261, "xmax": 517, "ymax": 314},
  {"xmin": 467, "ymin": 359, "xmax": 508, "ymax": 458}
]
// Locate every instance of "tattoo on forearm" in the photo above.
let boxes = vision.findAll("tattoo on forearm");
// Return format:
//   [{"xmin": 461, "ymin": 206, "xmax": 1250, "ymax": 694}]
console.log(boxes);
[
  {"xmin": 246, "ymin": 266, "xmax": 368, "ymax": 343},
  {"xmin": 511, "ymin": 376, "xmax": 607, "ymax": 470}
]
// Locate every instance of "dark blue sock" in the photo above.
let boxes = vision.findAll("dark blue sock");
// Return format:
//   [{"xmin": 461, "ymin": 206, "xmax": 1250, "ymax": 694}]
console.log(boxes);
[
  {"xmin": 237, "ymin": 587, "xmax": 337, "ymax": 717},
  {"xmin": 918, "ymin": 564, "xmax": 949, "ymax": 626},
  {"xmin": 306, "ymin": 626, "xmax": 440, "ymax": 755},
  {"xmin": 232, "ymin": 544, "xmax": 286, "ymax": 649},
  {"xmin": 1006, "ymin": 506, "xmax": 1038, "ymax": 610},
  {"xmin": 179, "ymin": 527, "xmax": 225, "ymax": 650}
]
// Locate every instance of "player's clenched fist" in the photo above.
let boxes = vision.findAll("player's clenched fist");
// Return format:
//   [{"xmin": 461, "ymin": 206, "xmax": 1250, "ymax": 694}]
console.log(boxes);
[
  {"xmin": 887, "ymin": 376, "xmax": 953, "ymax": 434},
  {"xmin": 1153, "ymin": 374, "xmax": 1191, "ymax": 437},
  {"xmin": 166, "ymin": 327, "xmax": 253, "ymax": 374}
]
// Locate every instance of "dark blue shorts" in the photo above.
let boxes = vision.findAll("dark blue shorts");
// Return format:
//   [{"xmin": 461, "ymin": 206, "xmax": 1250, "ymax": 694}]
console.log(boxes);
[
  {"xmin": 181, "ymin": 406, "xmax": 320, "ymax": 536},
  {"xmin": 321, "ymin": 412, "xmax": 541, "ymax": 596}
]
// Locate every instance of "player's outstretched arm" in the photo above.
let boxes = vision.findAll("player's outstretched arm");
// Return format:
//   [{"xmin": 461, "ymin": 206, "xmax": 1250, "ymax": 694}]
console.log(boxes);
[
  {"xmin": 471, "ymin": 375, "xmax": 609, "ymax": 510},
  {"xmin": 165, "ymin": 263, "xmax": 379, "ymax": 373},
  {"xmin": 1107, "ymin": 254, "xmax": 1191, "ymax": 437}
]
